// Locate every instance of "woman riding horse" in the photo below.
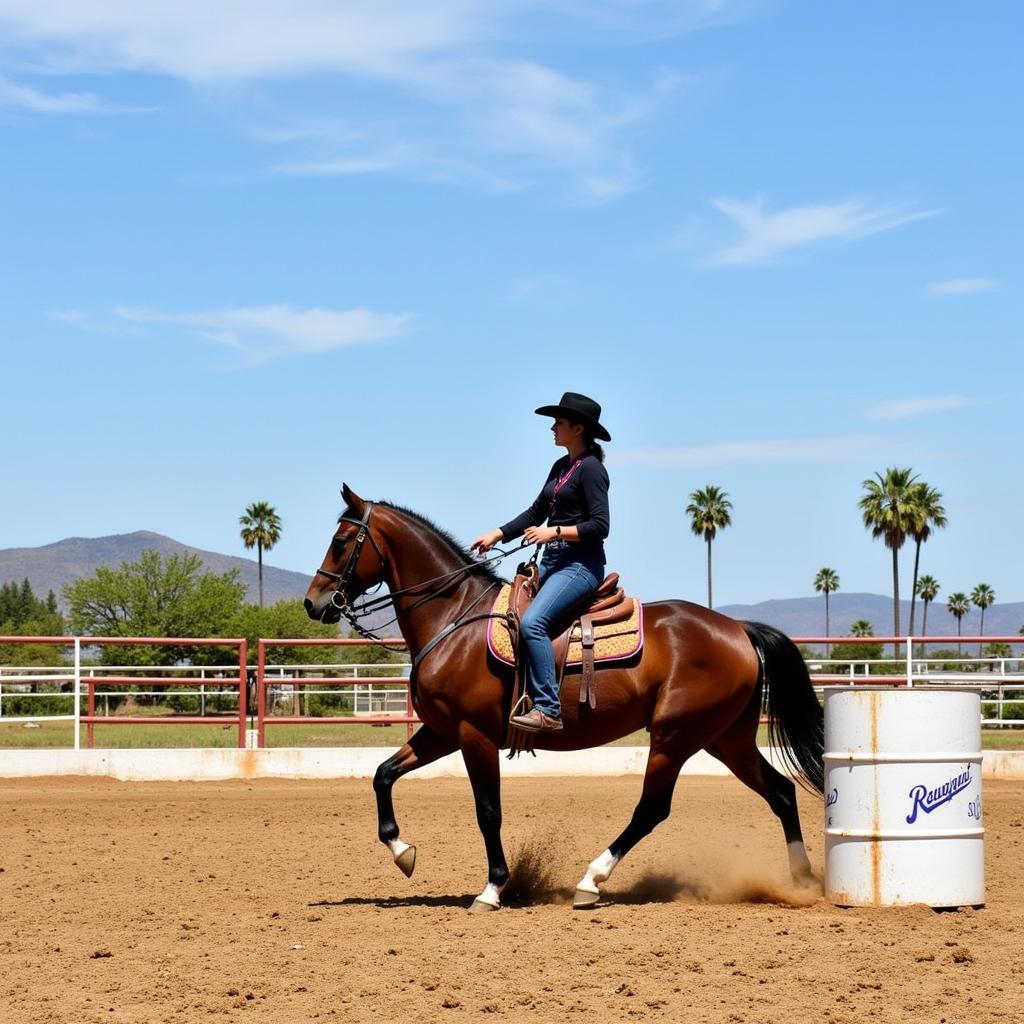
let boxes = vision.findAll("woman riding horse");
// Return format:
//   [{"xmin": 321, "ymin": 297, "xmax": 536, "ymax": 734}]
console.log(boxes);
[{"xmin": 472, "ymin": 391, "xmax": 611, "ymax": 734}]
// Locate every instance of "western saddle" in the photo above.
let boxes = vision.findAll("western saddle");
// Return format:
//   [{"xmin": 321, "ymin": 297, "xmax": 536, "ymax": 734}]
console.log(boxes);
[{"xmin": 505, "ymin": 562, "xmax": 635, "ymax": 711}]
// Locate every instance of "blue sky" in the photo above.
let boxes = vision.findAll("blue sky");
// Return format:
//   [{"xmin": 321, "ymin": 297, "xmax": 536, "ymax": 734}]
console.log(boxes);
[{"xmin": 1, "ymin": 1, "xmax": 1021, "ymax": 610}]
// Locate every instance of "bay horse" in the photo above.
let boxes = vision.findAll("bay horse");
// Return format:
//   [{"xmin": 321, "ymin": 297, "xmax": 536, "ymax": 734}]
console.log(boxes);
[{"xmin": 304, "ymin": 485, "xmax": 824, "ymax": 911}]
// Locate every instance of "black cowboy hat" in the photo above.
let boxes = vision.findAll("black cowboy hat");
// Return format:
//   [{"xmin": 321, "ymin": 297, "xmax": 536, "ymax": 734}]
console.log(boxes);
[{"xmin": 534, "ymin": 391, "xmax": 611, "ymax": 442}]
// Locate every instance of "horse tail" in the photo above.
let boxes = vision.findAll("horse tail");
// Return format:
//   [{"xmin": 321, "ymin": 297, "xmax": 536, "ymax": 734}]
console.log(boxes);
[{"xmin": 742, "ymin": 621, "xmax": 824, "ymax": 794}]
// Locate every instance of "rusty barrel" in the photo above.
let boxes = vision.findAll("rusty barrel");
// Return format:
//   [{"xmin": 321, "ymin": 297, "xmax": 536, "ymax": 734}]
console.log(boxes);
[{"xmin": 823, "ymin": 686, "xmax": 984, "ymax": 908}]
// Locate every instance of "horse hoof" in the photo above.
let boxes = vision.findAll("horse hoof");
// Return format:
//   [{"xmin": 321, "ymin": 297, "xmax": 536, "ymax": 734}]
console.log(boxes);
[
  {"xmin": 469, "ymin": 898, "xmax": 499, "ymax": 913},
  {"xmin": 573, "ymin": 887, "xmax": 600, "ymax": 909},
  {"xmin": 394, "ymin": 845, "xmax": 417, "ymax": 878}
]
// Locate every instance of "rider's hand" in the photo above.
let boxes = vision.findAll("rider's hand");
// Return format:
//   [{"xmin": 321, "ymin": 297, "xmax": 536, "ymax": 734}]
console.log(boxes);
[
  {"xmin": 523, "ymin": 526, "xmax": 556, "ymax": 545},
  {"xmin": 470, "ymin": 528, "xmax": 503, "ymax": 554}
]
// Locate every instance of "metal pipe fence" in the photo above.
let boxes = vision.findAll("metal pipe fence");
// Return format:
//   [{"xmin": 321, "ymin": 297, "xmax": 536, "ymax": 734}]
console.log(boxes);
[
  {"xmin": 0, "ymin": 636, "xmax": 248, "ymax": 748},
  {"xmin": 1, "ymin": 633, "xmax": 1021, "ymax": 748}
]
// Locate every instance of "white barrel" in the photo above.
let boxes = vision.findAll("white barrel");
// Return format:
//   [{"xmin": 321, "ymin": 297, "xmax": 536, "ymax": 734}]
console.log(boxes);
[{"xmin": 823, "ymin": 687, "xmax": 984, "ymax": 908}]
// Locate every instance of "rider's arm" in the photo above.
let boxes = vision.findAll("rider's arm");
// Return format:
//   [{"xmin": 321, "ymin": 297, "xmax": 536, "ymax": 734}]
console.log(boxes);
[{"xmin": 497, "ymin": 460, "xmax": 562, "ymax": 541}]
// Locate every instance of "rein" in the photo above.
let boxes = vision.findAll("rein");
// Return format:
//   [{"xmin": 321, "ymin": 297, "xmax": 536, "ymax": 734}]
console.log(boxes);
[{"xmin": 312, "ymin": 501, "xmax": 531, "ymax": 657}]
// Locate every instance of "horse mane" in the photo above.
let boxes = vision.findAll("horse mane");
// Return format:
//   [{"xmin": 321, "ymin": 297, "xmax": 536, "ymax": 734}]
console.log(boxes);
[{"xmin": 339, "ymin": 502, "xmax": 506, "ymax": 585}]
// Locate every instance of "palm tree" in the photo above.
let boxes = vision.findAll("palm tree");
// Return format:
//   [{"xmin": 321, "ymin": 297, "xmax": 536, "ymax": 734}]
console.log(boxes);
[
  {"xmin": 971, "ymin": 583, "xmax": 995, "ymax": 655},
  {"xmin": 859, "ymin": 467, "xmax": 919, "ymax": 652},
  {"xmin": 915, "ymin": 574, "xmax": 940, "ymax": 656},
  {"xmin": 686, "ymin": 485, "xmax": 732, "ymax": 609},
  {"xmin": 813, "ymin": 568, "xmax": 840, "ymax": 649},
  {"xmin": 906, "ymin": 483, "xmax": 947, "ymax": 636},
  {"xmin": 850, "ymin": 619, "xmax": 874, "ymax": 637},
  {"xmin": 947, "ymin": 592, "xmax": 969, "ymax": 655},
  {"xmin": 239, "ymin": 501, "xmax": 283, "ymax": 608}
]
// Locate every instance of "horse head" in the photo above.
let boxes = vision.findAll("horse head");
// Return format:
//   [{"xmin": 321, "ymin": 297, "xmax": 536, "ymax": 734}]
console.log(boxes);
[{"xmin": 304, "ymin": 483, "xmax": 388, "ymax": 623}]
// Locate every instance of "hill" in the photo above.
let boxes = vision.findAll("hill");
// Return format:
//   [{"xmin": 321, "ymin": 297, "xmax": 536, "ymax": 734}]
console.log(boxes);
[
  {"xmin": 717, "ymin": 592, "xmax": 1024, "ymax": 641},
  {"xmin": 0, "ymin": 531, "xmax": 314, "ymax": 610},
  {"xmin": 0, "ymin": 530, "xmax": 405, "ymax": 635}
]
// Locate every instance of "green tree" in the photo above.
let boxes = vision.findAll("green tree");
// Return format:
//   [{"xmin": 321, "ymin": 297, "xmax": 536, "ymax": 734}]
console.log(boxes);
[
  {"xmin": 983, "ymin": 642, "xmax": 1012, "ymax": 661},
  {"xmin": 915, "ymin": 574, "xmax": 940, "ymax": 657},
  {"xmin": 686, "ymin": 485, "xmax": 732, "ymax": 609},
  {"xmin": 836, "ymin": 621, "xmax": 883, "ymax": 677},
  {"xmin": 0, "ymin": 578, "xmax": 63, "ymax": 631},
  {"xmin": 64, "ymin": 550, "xmax": 247, "ymax": 665},
  {"xmin": 813, "ymin": 568, "xmax": 840, "ymax": 645},
  {"xmin": 226, "ymin": 600, "xmax": 343, "ymax": 666},
  {"xmin": 947, "ymin": 592, "xmax": 969, "ymax": 656},
  {"xmin": 906, "ymin": 483, "xmax": 947, "ymax": 636},
  {"xmin": 970, "ymin": 583, "xmax": 995, "ymax": 655},
  {"xmin": 859, "ymin": 467, "xmax": 919, "ymax": 651},
  {"xmin": 0, "ymin": 579, "xmax": 68, "ymax": 674},
  {"xmin": 239, "ymin": 501, "xmax": 282, "ymax": 608}
]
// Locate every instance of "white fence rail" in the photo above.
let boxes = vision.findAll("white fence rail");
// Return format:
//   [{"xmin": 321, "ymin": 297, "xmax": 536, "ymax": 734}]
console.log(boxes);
[
  {"xmin": 262, "ymin": 663, "xmax": 412, "ymax": 717},
  {"xmin": 0, "ymin": 635, "xmax": 1020, "ymax": 748}
]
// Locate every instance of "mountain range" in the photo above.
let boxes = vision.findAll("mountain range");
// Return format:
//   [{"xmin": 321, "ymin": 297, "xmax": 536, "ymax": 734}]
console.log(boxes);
[
  {"xmin": 0, "ymin": 531, "xmax": 311, "ymax": 610},
  {"xmin": 1, "ymin": 531, "xmax": 1021, "ymax": 643}
]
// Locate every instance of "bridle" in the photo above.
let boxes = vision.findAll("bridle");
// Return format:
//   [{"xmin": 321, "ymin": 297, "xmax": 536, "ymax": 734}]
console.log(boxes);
[
  {"xmin": 311, "ymin": 501, "xmax": 530, "ymax": 663},
  {"xmin": 311, "ymin": 501, "xmax": 388, "ymax": 631}
]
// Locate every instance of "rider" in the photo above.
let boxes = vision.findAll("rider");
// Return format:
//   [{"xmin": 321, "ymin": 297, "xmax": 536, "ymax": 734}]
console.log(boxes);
[{"xmin": 471, "ymin": 392, "xmax": 611, "ymax": 733}]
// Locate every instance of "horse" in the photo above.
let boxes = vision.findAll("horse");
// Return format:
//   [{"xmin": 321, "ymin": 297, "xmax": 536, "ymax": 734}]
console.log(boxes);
[{"xmin": 304, "ymin": 485, "xmax": 824, "ymax": 911}]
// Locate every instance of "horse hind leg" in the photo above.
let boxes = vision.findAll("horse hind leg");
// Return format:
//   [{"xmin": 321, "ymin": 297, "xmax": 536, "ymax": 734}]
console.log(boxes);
[
  {"xmin": 575, "ymin": 739, "xmax": 693, "ymax": 908},
  {"xmin": 374, "ymin": 725, "xmax": 458, "ymax": 877},
  {"xmin": 707, "ymin": 709, "xmax": 814, "ymax": 883}
]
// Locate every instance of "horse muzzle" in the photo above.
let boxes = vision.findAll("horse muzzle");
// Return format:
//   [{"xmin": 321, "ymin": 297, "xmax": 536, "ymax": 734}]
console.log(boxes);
[{"xmin": 304, "ymin": 588, "xmax": 342, "ymax": 624}]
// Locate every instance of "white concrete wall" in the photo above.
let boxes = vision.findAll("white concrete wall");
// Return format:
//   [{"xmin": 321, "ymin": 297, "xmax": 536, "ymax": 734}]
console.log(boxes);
[{"xmin": 1, "ymin": 747, "xmax": 1021, "ymax": 782}]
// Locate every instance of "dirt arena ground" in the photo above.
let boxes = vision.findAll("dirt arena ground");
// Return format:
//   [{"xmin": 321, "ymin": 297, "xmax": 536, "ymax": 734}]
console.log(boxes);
[{"xmin": 1, "ymin": 774, "xmax": 1021, "ymax": 1024}]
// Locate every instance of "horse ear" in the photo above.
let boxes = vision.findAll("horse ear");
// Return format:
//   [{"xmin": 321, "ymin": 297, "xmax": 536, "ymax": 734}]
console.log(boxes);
[{"xmin": 341, "ymin": 483, "xmax": 365, "ymax": 515}]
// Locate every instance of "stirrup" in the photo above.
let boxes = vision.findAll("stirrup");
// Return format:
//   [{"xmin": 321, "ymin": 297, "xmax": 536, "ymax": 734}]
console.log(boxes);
[{"xmin": 508, "ymin": 691, "xmax": 532, "ymax": 727}]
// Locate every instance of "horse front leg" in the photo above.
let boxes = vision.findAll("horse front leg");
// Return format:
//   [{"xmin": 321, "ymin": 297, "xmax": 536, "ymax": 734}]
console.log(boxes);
[
  {"xmin": 374, "ymin": 725, "xmax": 458, "ymax": 877},
  {"xmin": 459, "ymin": 723, "xmax": 508, "ymax": 913}
]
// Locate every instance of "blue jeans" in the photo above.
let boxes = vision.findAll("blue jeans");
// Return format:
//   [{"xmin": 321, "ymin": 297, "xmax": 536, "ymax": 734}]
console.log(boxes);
[{"xmin": 520, "ymin": 547, "xmax": 604, "ymax": 718}]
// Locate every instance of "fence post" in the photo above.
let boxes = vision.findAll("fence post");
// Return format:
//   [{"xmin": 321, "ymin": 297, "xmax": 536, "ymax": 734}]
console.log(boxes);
[
  {"xmin": 406, "ymin": 679, "xmax": 415, "ymax": 740},
  {"xmin": 87, "ymin": 673, "xmax": 95, "ymax": 749},
  {"xmin": 906, "ymin": 636, "xmax": 913, "ymax": 688},
  {"xmin": 256, "ymin": 641, "xmax": 266, "ymax": 749},
  {"xmin": 237, "ymin": 640, "xmax": 248, "ymax": 749},
  {"xmin": 73, "ymin": 637, "xmax": 81, "ymax": 751}
]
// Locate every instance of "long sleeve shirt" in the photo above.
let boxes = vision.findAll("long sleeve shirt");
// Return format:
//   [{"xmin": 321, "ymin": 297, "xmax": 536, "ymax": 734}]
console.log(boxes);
[{"xmin": 499, "ymin": 452, "xmax": 610, "ymax": 555}]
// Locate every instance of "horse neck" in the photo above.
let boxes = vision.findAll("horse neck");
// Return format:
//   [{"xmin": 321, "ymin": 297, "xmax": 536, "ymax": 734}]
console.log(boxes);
[{"xmin": 376, "ymin": 510, "xmax": 495, "ymax": 656}]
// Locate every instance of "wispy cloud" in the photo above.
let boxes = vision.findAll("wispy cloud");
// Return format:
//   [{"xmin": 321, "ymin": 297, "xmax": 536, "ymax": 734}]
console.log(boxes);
[
  {"xmin": 866, "ymin": 395, "xmax": 979, "ymax": 421},
  {"xmin": 0, "ymin": 2, "xmax": 738, "ymax": 79},
  {"xmin": 54, "ymin": 303, "xmax": 414, "ymax": 362},
  {"xmin": 0, "ymin": 1, "xmax": 722, "ymax": 198},
  {"xmin": 927, "ymin": 277, "xmax": 999, "ymax": 296},
  {"xmin": 263, "ymin": 60, "xmax": 687, "ymax": 200},
  {"xmin": 0, "ymin": 75, "xmax": 150, "ymax": 114},
  {"xmin": 613, "ymin": 434, "xmax": 896, "ymax": 468},
  {"xmin": 702, "ymin": 197, "xmax": 939, "ymax": 267}
]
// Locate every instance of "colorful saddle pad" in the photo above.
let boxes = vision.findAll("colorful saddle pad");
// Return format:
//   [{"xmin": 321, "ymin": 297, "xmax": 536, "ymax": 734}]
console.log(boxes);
[{"xmin": 487, "ymin": 583, "xmax": 644, "ymax": 668}]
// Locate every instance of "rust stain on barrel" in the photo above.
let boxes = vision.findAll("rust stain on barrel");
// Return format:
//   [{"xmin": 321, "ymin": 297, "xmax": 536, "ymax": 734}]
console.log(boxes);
[{"xmin": 870, "ymin": 690, "xmax": 881, "ymax": 905}]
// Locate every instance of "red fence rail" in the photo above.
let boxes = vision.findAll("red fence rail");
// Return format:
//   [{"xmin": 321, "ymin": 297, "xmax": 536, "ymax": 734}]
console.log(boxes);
[{"xmin": 256, "ymin": 637, "xmax": 410, "ymax": 748}]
